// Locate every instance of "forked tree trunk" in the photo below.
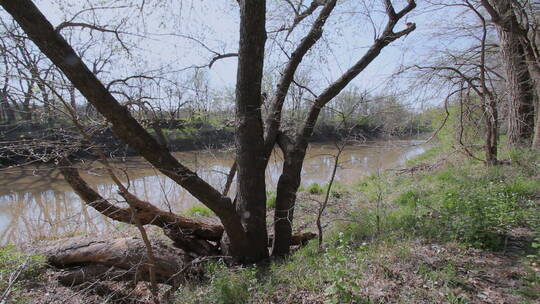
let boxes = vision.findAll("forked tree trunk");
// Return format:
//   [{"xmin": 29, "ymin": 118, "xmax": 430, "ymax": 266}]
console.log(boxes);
[
  {"xmin": 1, "ymin": 0, "xmax": 416, "ymax": 265},
  {"xmin": 272, "ymin": 1, "xmax": 417, "ymax": 255},
  {"xmin": 490, "ymin": 0, "xmax": 535, "ymax": 146},
  {"xmin": 232, "ymin": 0, "xmax": 269, "ymax": 262},
  {"xmin": 59, "ymin": 161, "xmax": 315, "ymax": 267}
]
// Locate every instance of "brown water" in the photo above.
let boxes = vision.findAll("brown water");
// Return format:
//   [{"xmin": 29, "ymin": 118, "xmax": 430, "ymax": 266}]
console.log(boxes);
[{"xmin": 0, "ymin": 140, "xmax": 426, "ymax": 245}]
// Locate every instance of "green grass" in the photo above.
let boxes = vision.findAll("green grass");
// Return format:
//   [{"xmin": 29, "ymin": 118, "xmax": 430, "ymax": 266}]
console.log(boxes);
[
  {"xmin": 184, "ymin": 205, "xmax": 214, "ymax": 217},
  {"xmin": 176, "ymin": 237, "xmax": 374, "ymax": 304},
  {"xmin": 405, "ymin": 145, "xmax": 442, "ymax": 166},
  {"xmin": 299, "ymin": 182, "xmax": 346, "ymax": 198},
  {"xmin": 350, "ymin": 145, "xmax": 539, "ymax": 251},
  {"xmin": 518, "ymin": 268, "xmax": 540, "ymax": 300},
  {"xmin": 266, "ymin": 195, "xmax": 276, "ymax": 209}
]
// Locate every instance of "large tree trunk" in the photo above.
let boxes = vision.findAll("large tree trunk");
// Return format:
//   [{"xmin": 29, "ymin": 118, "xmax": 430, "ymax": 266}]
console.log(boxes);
[
  {"xmin": 232, "ymin": 0, "xmax": 269, "ymax": 262},
  {"xmin": 490, "ymin": 0, "xmax": 536, "ymax": 146},
  {"xmin": 150, "ymin": 121, "xmax": 169, "ymax": 147},
  {"xmin": 1, "ymin": 0, "xmax": 415, "ymax": 265}
]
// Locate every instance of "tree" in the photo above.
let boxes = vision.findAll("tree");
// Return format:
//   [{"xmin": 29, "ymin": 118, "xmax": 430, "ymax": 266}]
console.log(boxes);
[
  {"xmin": 410, "ymin": 0, "xmax": 502, "ymax": 165},
  {"xmin": 0, "ymin": 0, "xmax": 416, "ymax": 264},
  {"xmin": 480, "ymin": 0, "xmax": 537, "ymax": 147}
]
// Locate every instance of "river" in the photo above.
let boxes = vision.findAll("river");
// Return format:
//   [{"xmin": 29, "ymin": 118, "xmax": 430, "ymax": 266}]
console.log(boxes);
[{"xmin": 0, "ymin": 140, "xmax": 426, "ymax": 245}]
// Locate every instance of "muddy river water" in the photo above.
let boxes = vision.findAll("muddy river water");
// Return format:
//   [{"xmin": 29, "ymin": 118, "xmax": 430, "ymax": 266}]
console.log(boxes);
[{"xmin": 0, "ymin": 140, "xmax": 426, "ymax": 245}]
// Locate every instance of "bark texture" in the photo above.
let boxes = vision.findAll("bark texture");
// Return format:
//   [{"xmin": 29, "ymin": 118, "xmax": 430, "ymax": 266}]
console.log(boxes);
[
  {"xmin": 43, "ymin": 237, "xmax": 196, "ymax": 286},
  {"xmin": 486, "ymin": 0, "xmax": 536, "ymax": 146},
  {"xmin": 233, "ymin": 0, "xmax": 269, "ymax": 262}
]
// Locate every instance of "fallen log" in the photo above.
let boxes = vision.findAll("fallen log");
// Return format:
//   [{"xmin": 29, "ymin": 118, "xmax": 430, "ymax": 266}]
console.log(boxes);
[
  {"xmin": 44, "ymin": 237, "xmax": 198, "ymax": 286},
  {"xmin": 42, "ymin": 231, "xmax": 317, "ymax": 287}
]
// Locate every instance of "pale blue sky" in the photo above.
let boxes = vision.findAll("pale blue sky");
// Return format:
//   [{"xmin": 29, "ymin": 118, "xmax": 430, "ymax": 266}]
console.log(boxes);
[{"xmin": 11, "ymin": 0, "xmax": 475, "ymax": 108}]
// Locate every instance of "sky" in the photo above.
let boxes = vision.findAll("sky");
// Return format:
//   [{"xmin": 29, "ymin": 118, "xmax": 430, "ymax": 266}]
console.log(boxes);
[{"xmin": 6, "ymin": 0, "xmax": 473, "ymax": 109}]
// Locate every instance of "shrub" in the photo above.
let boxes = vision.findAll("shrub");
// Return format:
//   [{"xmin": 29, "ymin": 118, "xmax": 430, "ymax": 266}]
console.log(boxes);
[
  {"xmin": 390, "ymin": 161, "xmax": 538, "ymax": 250},
  {"xmin": 350, "ymin": 144, "xmax": 540, "ymax": 251}
]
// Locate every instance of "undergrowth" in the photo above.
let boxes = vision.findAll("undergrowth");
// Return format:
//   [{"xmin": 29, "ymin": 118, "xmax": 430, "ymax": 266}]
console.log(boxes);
[
  {"xmin": 0, "ymin": 245, "xmax": 45, "ymax": 303},
  {"xmin": 176, "ymin": 146, "xmax": 540, "ymax": 303}
]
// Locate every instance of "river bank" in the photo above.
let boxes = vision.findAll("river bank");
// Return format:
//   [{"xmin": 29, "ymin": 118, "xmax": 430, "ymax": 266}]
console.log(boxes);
[
  {"xmin": 166, "ymin": 146, "xmax": 539, "ymax": 304},
  {"xmin": 2, "ymin": 143, "xmax": 539, "ymax": 303},
  {"xmin": 0, "ymin": 119, "xmax": 427, "ymax": 167}
]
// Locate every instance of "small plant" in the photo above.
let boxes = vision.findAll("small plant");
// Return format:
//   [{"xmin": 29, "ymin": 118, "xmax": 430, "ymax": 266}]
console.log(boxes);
[
  {"xmin": 307, "ymin": 183, "xmax": 324, "ymax": 195},
  {"xmin": 395, "ymin": 189, "xmax": 425, "ymax": 208},
  {"xmin": 184, "ymin": 205, "xmax": 214, "ymax": 217},
  {"xmin": 205, "ymin": 262, "xmax": 258, "ymax": 304},
  {"xmin": 525, "ymin": 205, "xmax": 540, "ymax": 264},
  {"xmin": 518, "ymin": 268, "xmax": 540, "ymax": 300},
  {"xmin": 330, "ymin": 189, "xmax": 342, "ymax": 198}
]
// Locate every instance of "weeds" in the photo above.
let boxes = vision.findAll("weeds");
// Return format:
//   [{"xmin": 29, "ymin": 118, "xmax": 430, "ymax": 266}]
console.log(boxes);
[
  {"xmin": 307, "ymin": 183, "xmax": 325, "ymax": 195},
  {"xmin": 0, "ymin": 245, "xmax": 45, "ymax": 302},
  {"xmin": 174, "ymin": 147, "xmax": 539, "ymax": 303}
]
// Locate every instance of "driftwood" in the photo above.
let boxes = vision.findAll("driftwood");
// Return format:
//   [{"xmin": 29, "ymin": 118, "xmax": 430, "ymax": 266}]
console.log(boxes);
[{"xmin": 44, "ymin": 237, "xmax": 197, "ymax": 286}]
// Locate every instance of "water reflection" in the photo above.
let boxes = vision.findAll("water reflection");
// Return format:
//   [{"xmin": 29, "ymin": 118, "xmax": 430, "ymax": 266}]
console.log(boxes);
[{"xmin": 0, "ymin": 140, "xmax": 426, "ymax": 244}]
